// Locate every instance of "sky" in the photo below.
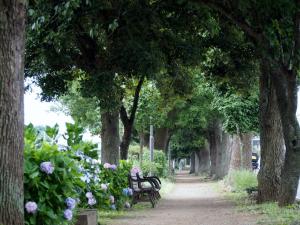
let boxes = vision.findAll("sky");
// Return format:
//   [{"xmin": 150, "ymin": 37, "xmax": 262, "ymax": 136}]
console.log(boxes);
[{"xmin": 24, "ymin": 85, "xmax": 101, "ymax": 144}]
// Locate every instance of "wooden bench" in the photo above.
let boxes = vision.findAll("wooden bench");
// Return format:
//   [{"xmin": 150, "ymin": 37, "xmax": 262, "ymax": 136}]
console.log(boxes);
[{"xmin": 128, "ymin": 172, "xmax": 161, "ymax": 208}]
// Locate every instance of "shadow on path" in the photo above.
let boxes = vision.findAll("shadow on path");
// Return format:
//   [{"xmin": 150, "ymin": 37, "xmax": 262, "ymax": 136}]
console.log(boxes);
[{"xmin": 109, "ymin": 170, "xmax": 257, "ymax": 225}]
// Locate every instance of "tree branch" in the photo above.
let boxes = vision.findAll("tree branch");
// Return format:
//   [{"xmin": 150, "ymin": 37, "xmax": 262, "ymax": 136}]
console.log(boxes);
[
  {"xmin": 129, "ymin": 75, "xmax": 145, "ymax": 122},
  {"xmin": 120, "ymin": 105, "xmax": 130, "ymax": 127},
  {"xmin": 195, "ymin": 0, "xmax": 263, "ymax": 42}
]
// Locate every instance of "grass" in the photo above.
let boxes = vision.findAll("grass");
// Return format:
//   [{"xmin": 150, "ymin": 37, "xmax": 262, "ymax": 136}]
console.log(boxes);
[
  {"xmin": 219, "ymin": 170, "xmax": 300, "ymax": 225},
  {"xmin": 98, "ymin": 177, "xmax": 175, "ymax": 225}
]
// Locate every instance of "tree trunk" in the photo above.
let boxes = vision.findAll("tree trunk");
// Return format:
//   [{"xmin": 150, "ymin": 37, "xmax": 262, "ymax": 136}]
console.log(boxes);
[
  {"xmin": 189, "ymin": 151, "xmax": 195, "ymax": 174},
  {"xmin": 0, "ymin": 1, "xmax": 26, "ymax": 224},
  {"xmin": 229, "ymin": 134, "xmax": 242, "ymax": 172},
  {"xmin": 272, "ymin": 67, "xmax": 300, "ymax": 206},
  {"xmin": 257, "ymin": 60, "xmax": 285, "ymax": 203},
  {"xmin": 120, "ymin": 122, "xmax": 132, "ymax": 160},
  {"xmin": 194, "ymin": 151, "xmax": 200, "ymax": 176},
  {"xmin": 154, "ymin": 127, "xmax": 169, "ymax": 151},
  {"xmin": 216, "ymin": 131, "xmax": 232, "ymax": 178},
  {"xmin": 208, "ymin": 119, "xmax": 222, "ymax": 178},
  {"xmin": 101, "ymin": 111, "xmax": 120, "ymax": 164},
  {"xmin": 199, "ymin": 142, "xmax": 210, "ymax": 174},
  {"xmin": 240, "ymin": 133, "xmax": 253, "ymax": 170}
]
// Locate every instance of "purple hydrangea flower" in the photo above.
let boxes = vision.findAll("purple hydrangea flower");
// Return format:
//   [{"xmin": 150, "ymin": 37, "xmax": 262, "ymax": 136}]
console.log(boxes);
[
  {"xmin": 125, "ymin": 202, "xmax": 131, "ymax": 208},
  {"xmin": 88, "ymin": 197, "xmax": 97, "ymax": 206},
  {"xmin": 100, "ymin": 183, "xmax": 108, "ymax": 191},
  {"xmin": 127, "ymin": 188, "xmax": 133, "ymax": 196},
  {"xmin": 40, "ymin": 161, "xmax": 54, "ymax": 174},
  {"xmin": 64, "ymin": 209, "xmax": 73, "ymax": 221},
  {"xmin": 103, "ymin": 163, "xmax": 111, "ymax": 169},
  {"xmin": 25, "ymin": 201, "xmax": 38, "ymax": 214},
  {"xmin": 111, "ymin": 204, "xmax": 116, "ymax": 210},
  {"xmin": 85, "ymin": 192, "xmax": 93, "ymax": 199},
  {"xmin": 65, "ymin": 197, "xmax": 76, "ymax": 209},
  {"xmin": 109, "ymin": 164, "xmax": 117, "ymax": 170},
  {"xmin": 109, "ymin": 195, "xmax": 115, "ymax": 203}
]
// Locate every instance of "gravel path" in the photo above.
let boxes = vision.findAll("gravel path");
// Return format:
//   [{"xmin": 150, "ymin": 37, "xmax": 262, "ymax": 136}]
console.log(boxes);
[{"xmin": 109, "ymin": 171, "xmax": 257, "ymax": 225}]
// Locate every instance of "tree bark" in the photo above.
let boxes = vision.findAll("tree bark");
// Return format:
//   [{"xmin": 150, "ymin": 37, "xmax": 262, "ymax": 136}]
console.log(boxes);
[
  {"xmin": 154, "ymin": 127, "xmax": 169, "ymax": 151},
  {"xmin": 119, "ymin": 76, "xmax": 145, "ymax": 159},
  {"xmin": 198, "ymin": 142, "xmax": 210, "ymax": 174},
  {"xmin": 194, "ymin": 151, "xmax": 200, "ymax": 176},
  {"xmin": 273, "ymin": 67, "xmax": 300, "ymax": 206},
  {"xmin": 189, "ymin": 151, "xmax": 195, "ymax": 174},
  {"xmin": 229, "ymin": 134, "xmax": 242, "ymax": 172},
  {"xmin": 240, "ymin": 133, "xmax": 253, "ymax": 170},
  {"xmin": 0, "ymin": 1, "xmax": 26, "ymax": 224},
  {"xmin": 101, "ymin": 111, "xmax": 120, "ymax": 164},
  {"xmin": 208, "ymin": 119, "xmax": 222, "ymax": 178},
  {"xmin": 216, "ymin": 131, "xmax": 232, "ymax": 178},
  {"xmin": 257, "ymin": 60, "xmax": 285, "ymax": 203}
]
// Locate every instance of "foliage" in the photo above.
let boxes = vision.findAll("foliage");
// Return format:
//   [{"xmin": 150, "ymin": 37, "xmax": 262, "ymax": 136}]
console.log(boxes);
[
  {"xmin": 224, "ymin": 170, "xmax": 258, "ymax": 192},
  {"xmin": 24, "ymin": 125, "xmax": 84, "ymax": 225},
  {"xmin": 24, "ymin": 124, "xmax": 133, "ymax": 225},
  {"xmin": 53, "ymin": 81, "xmax": 101, "ymax": 135},
  {"xmin": 212, "ymin": 92, "xmax": 259, "ymax": 134},
  {"xmin": 128, "ymin": 145, "xmax": 168, "ymax": 177}
]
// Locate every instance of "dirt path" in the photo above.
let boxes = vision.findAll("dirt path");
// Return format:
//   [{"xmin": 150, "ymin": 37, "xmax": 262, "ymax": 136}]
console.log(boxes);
[{"xmin": 109, "ymin": 171, "xmax": 257, "ymax": 225}]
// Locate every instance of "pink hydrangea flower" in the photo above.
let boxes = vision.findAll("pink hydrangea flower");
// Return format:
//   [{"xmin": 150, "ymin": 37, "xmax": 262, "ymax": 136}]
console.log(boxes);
[
  {"xmin": 100, "ymin": 183, "xmax": 108, "ymax": 191},
  {"xmin": 131, "ymin": 166, "xmax": 140, "ymax": 175},
  {"xmin": 85, "ymin": 192, "xmax": 93, "ymax": 199},
  {"xmin": 109, "ymin": 164, "xmax": 117, "ymax": 170},
  {"xmin": 103, "ymin": 163, "xmax": 111, "ymax": 169},
  {"xmin": 88, "ymin": 197, "xmax": 97, "ymax": 206},
  {"xmin": 25, "ymin": 201, "xmax": 38, "ymax": 214}
]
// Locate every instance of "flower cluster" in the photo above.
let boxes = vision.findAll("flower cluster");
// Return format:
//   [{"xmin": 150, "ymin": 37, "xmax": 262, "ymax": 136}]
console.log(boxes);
[
  {"xmin": 40, "ymin": 161, "xmax": 54, "ymax": 174},
  {"xmin": 76, "ymin": 151, "xmax": 101, "ymax": 185},
  {"xmin": 86, "ymin": 192, "xmax": 97, "ymax": 206},
  {"xmin": 122, "ymin": 187, "xmax": 133, "ymax": 196},
  {"xmin": 64, "ymin": 209, "xmax": 73, "ymax": 221},
  {"xmin": 25, "ymin": 201, "xmax": 38, "ymax": 214},
  {"xmin": 130, "ymin": 166, "xmax": 140, "ymax": 176},
  {"xmin": 103, "ymin": 163, "xmax": 117, "ymax": 170},
  {"xmin": 63, "ymin": 197, "xmax": 77, "ymax": 221},
  {"xmin": 100, "ymin": 183, "xmax": 108, "ymax": 191}
]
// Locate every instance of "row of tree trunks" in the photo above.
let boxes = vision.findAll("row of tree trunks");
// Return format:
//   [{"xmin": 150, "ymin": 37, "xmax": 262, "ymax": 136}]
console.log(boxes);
[
  {"xmin": 257, "ymin": 60, "xmax": 285, "ymax": 203},
  {"xmin": 0, "ymin": 1, "xmax": 26, "ymax": 224}
]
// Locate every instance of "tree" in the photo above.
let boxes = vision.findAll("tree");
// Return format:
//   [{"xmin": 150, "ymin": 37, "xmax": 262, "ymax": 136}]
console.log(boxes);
[
  {"xmin": 0, "ymin": 1, "xmax": 26, "ymax": 224},
  {"xmin": 26, "ymin": 1, "xmax": 166, "ymax": 164},
  {"xmin": 195, "ymin": 0, "xmax": 300, "ymax": 206}
]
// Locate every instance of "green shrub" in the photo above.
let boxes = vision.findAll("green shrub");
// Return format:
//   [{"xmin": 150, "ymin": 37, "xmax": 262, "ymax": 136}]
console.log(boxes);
[
  {"xmin": 25, "ymin": 131, "xmax": 84, "ymax": 225},
  {"xmin": 224, "ymin": 170, "xmax": 258, "ymax": 192},
  {"xmin": 129, "ymin": 145, "xmax": 168, "ymax": 177},
  {"xmin": 24, "ymin": 124, "xmax": 134, "ymax": 225}
]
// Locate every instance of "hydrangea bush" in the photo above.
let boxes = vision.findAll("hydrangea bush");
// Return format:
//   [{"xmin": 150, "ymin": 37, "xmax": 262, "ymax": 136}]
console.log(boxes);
[{"xmin": 25, "ymin": 124, "xmax": 133, "ymax": 225}]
